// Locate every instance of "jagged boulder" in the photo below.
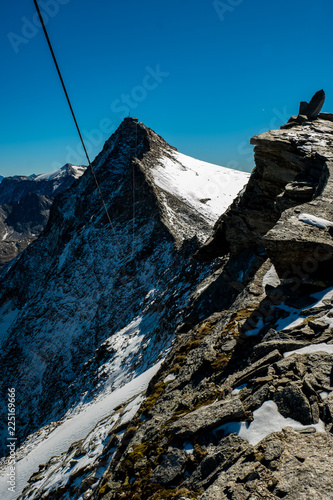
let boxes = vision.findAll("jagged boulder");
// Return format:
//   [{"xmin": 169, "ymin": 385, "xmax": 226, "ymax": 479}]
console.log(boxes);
[
  {"xmin": 263, "ymin": 117, "xmax": 333, "ymax": 281},
  {"xmin": 195, "ymin": 116, "xmax": 329, "ymax": 261},
  {"xmin": 300, "ymin": 89, "xmax": 326, "ymax": 120},
  {"xmin": 150, "ymin": 448, "xmax": 187, "ymax": 486},
  {"xmin": 281, "ymin": 90, "xmax": 326, "ymax": 129},
  {"xmin": 169, "ymin": 398, "xmax": 246, "ymax": 439}
]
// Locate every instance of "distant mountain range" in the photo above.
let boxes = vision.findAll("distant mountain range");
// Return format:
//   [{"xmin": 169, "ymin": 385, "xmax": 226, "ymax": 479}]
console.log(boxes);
[{"xmin": 0, "ymin": 164, "xmax": 86, "ymax": 271}]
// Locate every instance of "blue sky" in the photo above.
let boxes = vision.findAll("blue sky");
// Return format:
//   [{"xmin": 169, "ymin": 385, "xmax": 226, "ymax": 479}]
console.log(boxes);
[{"xmin": 1, "ymin": 0, "xmax": 332, "ymax": 177}]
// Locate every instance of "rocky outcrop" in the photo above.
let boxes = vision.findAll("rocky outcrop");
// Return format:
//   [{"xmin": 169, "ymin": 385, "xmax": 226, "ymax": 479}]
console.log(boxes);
[
  {"xmin": 263, "ymin": 118, "xmax": 333, "ymax": 281},
  {"xmin": 196, "ymin": 111, "xmax": 333, "ymax": 286},
  {"xmin": 200, "ymin": 428, "xmax": 333, "ymax": 500},
  {"xmin": 84, "ymin": 254, "xmax": 333, "ymax": 500},
  {"xmin": 281, "ymin": 89, "xmax": 326, "ymax": 128}
]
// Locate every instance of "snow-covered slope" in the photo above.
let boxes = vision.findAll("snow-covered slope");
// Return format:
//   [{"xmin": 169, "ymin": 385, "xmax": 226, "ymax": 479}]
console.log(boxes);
[
  {"xmin": 0, "ymin": 362, "xmax": 162, "ymax": 499},
  {"xmin": 152, "ymin": 151, "xmax": 249, "ymax": 227},
  {"xmin": 0, "ymin": 118, "xmax": 248, "ymax": 498}
]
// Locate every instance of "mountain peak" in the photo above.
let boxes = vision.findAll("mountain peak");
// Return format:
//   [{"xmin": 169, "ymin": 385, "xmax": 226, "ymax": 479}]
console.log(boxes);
[
  {"xmin": 0, "ymin": 120, "xmax": 248, "ymax": 472},
  {"xmin": 93, "ymin": 117, "xmax": 175, "ymax": 174}
]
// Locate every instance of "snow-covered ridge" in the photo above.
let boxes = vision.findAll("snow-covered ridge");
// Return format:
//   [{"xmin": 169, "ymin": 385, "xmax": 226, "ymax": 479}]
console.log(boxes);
[
  {"xmin": 34, "ymin": 164, "xmax": 86, "ymax": 183},
  {"xmin": 152, "ymin": 151, "xmax": 250, "ymax": 226}
]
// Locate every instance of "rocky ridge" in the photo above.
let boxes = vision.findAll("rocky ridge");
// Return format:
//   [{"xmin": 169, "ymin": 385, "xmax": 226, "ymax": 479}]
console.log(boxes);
[
  {"xmin": 37, "ymin": 108, "xmax": 333, "ymax": 500},
  {"xmin": 3, "ymin": 105, "xmax": 333, "ymax": 499}
]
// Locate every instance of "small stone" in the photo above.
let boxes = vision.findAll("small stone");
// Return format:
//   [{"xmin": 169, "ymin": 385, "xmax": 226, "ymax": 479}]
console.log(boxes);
[
  {"xmin": 221, "ymin": 338, "xmax": 237, "ymax": 352},
  {"xmin": 298, "ymin": 90, "xmax": 325, "ymax": 119},
  {"xmin": 299, "ymin": 101, "xmax": 308, "ymax": 115},
  {"xmin": 274, "ymin": 385, "xmax": 313, "ymax": 425},
  {"xmin": 150, "ymin": 448, "xmax": 187, "ymax": 486},
  {"xmin": 297, "ymin": 427, "xmax": 316, "ymax": 434},
  {"xmin": 308, "ymin": 319, "xmax": 329, "ymax": 331},
  {"xmin": 264, "ymin": 439, "xmax": 283, "ymax": 461}
]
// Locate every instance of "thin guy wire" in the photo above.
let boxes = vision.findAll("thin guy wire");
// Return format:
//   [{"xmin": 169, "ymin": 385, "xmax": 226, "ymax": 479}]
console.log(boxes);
[{"xmin": 32, "ymin": 0, "xmax": 123, "ymax": 253}]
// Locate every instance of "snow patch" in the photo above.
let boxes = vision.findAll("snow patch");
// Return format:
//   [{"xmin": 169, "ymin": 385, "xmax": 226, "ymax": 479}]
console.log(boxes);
[
  {"xmin": 118, "ymin": 394, "xmax": 144, "ymax": 427},
  {"xmin": 310, "ymin": 286, "xmax": 333, "ymax": 308},
  {"xmin": 298, "ymin": 213, "xmax": 333, "ymax": 229},
  {"xmin": 284, "ymin": 343, "xmax": 333, "ymax": 358},
  {"xmin": 232, "ymin": 384, "xmax": 247, "ymax": 395},
  {"xmin": 244, "ymin": 318, "xmax": 264, "ymax": 337},
  {"xmin": 183, "ymin": 442, "xmax": 194, "ymax": 455},
  {"xmin": 263, "ymin": 265, "xmax": 281, "ymax": 288},
  {"xmin": 164, "ymin": 373, "xmax": 176, "ymax": 383},
  {"xmin": 215, "ymin": 400, "xmax": 325, "ymax": 446},
  {"xmin": 274, "ymin": 304, "xmax": 303, "ymax": 331},
  {"xmin": 34, "ymin": 165, "xmax": 85, "ymax": 183}
]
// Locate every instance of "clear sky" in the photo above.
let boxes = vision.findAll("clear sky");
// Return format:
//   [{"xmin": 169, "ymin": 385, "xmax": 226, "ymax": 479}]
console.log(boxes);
[{"xmin": 1, "ymin": 0, "xmax": 332, "ymax": 177}]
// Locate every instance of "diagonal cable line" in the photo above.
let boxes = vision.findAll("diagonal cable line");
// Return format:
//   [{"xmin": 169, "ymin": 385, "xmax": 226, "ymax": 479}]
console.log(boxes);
[{"xmin": 32, "ymin": 0, "xmax": 123, "ymax": 253}]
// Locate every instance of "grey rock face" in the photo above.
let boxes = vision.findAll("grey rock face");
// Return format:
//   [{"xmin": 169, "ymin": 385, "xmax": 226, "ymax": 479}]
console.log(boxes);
[
  {"xmin": 299, "ymin": 89, "xmax": 325, "ymax": 120},
  {"xmin": 273, "ymin": 385, "xmax": 313, "ymax": 425},
  {"xmin": 150, "ymin": 448, "xmax": 187, "ymax": 486},
  {"xmin": 263, "ymin": 118, "xmax": 333, "ymax": 281},
  {"xmin": 169, "ymin": 398, "xmax": 246, "ymax": 439},
  {"xmin": 196, "ymin": 123, "xmax": 327, "ymax": 262},
  {"xmin": 199, "ymin": 429, "xmax": 333, "ymax": 500}
]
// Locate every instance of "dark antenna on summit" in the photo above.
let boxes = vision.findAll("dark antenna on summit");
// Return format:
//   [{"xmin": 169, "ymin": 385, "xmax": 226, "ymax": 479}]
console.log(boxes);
[{"xmin": 32, "ymin": 0, "xmax": 123, "ymax": 252}]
